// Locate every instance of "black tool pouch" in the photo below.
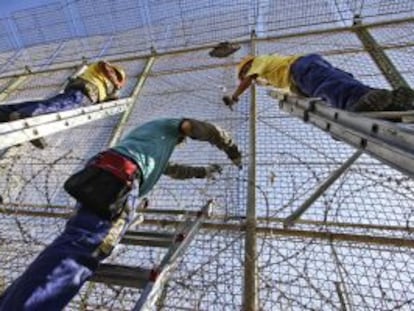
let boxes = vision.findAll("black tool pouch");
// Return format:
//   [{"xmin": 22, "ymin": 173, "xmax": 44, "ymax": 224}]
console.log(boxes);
[{"xmin": 64, "ymin": 166, "xmax": 129, "ymax": 219}]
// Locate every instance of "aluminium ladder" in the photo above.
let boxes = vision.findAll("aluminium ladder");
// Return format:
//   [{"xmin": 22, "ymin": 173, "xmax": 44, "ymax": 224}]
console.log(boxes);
[
  {"xmin": 0, "ymin": 56, "xmax": 155, "ymax": 151},
  {"xmin": 269, "ymin": 89, "xmax": 414, "ymax": 178},
  {"xmin": 270, "ymin": 89, "xmax": 414, "ymax": 228},
  {"xmin": 91, "ymin": 200, "xmax": 214, "ymax": 310}
]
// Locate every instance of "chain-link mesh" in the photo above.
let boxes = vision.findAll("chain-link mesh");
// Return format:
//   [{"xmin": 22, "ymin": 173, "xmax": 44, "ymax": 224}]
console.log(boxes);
[{"xmin": 0, "ymin": 1, "xmax": 414, "ymax": 310}]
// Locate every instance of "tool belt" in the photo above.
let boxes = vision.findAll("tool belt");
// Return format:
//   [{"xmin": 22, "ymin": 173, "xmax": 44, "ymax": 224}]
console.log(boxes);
[
  {"xmin": 64, "ymin": 150, "xmax": 141, "ymax": 219},
  {"xmin": 90, "ymin": 150, "xmax": 139, "ymax": 187}
]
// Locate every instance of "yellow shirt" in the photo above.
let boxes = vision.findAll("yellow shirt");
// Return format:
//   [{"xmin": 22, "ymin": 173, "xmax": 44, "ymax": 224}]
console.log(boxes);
[
  {"xmin": 246, "ymin": 54, "xmax": 302, "ymax": 91},
  {"xmin": 78, "ymin": 63, "xmax": 114, "ymax": 102}
]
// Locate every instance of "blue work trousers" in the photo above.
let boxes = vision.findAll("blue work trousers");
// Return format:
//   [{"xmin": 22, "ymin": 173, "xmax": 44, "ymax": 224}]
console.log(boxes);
[
  {"xmin": 0, "ymin": 89, "xmax": 91, "ymax": 119},
  {"xmin": 0, "ymin": 185, "xmax": 139, "ymax": 311},
  {"xmin": 291, "ymin": 54, "xmax": 372, "ymax": 110}
]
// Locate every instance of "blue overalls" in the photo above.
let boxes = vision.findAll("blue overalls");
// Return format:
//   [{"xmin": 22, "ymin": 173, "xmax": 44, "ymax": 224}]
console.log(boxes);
[
  {"xmin": 0, "ymin": 186, "xmax": 139, "ymax": 310},
  {"xmin": 291, "ymin": 54, "xmax": 372, "ymax": 110},
  {"xmin": 0, "ymin": 88, "xmax": 91, "ymax": 121}
]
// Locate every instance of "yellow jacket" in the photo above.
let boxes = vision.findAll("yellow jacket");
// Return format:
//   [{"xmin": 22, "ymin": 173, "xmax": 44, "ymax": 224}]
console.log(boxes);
[
  {"xmin": 78, "ymin": 62, "xmax": 117, "ymax": 102},
  {"xmin": 246, "ymin": 54, "xmax": 301, "ymax": 92}
]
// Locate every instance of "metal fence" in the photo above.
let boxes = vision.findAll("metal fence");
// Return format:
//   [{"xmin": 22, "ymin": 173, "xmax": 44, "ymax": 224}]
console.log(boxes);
[{"xmin": 0, "ymin": 1, "xmax": 414, "ymax": 310}]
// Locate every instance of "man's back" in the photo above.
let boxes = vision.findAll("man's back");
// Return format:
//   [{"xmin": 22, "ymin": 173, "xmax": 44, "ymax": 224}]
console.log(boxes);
[{"xmin": 112, "ymin": 118, "xmax": 183, "ymax": 196}]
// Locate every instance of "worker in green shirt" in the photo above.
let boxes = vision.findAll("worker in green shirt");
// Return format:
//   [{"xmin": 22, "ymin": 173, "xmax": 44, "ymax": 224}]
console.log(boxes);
[{"xmin": 0, "ymin": 117, "xmax": 242, "ymax": 310}]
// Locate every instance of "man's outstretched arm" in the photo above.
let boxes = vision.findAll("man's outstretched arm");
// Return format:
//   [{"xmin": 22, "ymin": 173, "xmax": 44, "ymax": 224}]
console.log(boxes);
[
  {"xmin": 223, "ymin": 75, "xmax": 256, "ymax": 109},
  {"xmin": 164, "ymin": 163, "xmax": 222, "ymax": 179},
  {"xmin": 180, "ymin": 119, "xmax": 242, "ymax": 169},
  {"xmin": 232, "ymin": 75, "xmax": 256, "ymax": 101}
]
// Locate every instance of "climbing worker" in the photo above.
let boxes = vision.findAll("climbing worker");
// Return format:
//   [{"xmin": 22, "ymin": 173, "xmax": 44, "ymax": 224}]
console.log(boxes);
[
  {"xmin": 223, "ymin": 53, "xmax": 414, "ymax": 112},
  {"xmin": 0, "ymin": 60, "xmax": 126, "ymax": 149},
  {"xmin": 0, "ymin": 117, "xmax": 242, "ymax": 310}
]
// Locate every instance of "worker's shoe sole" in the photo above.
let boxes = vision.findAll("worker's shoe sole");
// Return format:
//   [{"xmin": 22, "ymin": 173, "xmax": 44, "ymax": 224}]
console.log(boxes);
[
  {"xmin": 30, "ymin": 137, "xmax": 47, "ymax": 149},
  {"xmin": 0, "ymin": 111, "xmax": 10, "ymax": 123},
  {"xmin": 391, "ymin": 86, "xmax": 414, "ymax": 111},
  {"xmin": 350, "ymin": 87, "xmax": 414, "ymax": 112},
  {"xmin": 349, "ymin": 89, "xmax": 393, "ymax": 112},
  {"xmin": 3, "ymin": 111, "xmax": 48, "ymax": 149}
]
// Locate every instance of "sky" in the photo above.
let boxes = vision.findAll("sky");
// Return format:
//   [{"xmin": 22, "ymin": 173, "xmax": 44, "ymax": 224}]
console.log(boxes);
[{"xmin": 0, "ymin": 0, "xmax": 54, "ymax": 17}]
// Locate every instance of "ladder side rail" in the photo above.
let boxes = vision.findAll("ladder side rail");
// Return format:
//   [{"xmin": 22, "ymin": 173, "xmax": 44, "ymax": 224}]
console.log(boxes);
[
  {"xmin": 133, "ymin": 201, "xmax": 213, "ymax": 311},
  {"xmin": 271, "ymin": 90, "xmax": 414, "ymax": 178},
  {"xmin": 0, "ymin": 98, "xmax": 132, "ymax": 149}
]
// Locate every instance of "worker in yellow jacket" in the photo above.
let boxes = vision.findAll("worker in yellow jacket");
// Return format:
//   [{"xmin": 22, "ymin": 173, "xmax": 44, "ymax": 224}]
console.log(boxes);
[
  {"xmin": 0, "ymin": 61, "xmax": 126, "ymax": 148},
  {"xmin": 223, "ymin": 53, "xmax": 414, "ymax": 112}
]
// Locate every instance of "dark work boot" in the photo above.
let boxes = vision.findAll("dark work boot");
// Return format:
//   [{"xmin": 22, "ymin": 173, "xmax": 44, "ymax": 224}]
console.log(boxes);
[
  {"xmin": 29, "ymin": 137, "xmax": 47, "ymax": 149},
  {"xmin": 349, "ymin": 89, "xmax": 393, "ymax": 112},
  {"xmin": 0, "ymin": 111, "xmax": 10, "ymax": 123},
  {"xmin": 390, "ymin": 86, "xmax": 414, "ymax": 111},
  {"xmin": 350, "ymin": 87, "xmax": 414, "ymax": 112},
  {"xmin": 9, "ymin": 112, "xmax": 48, "ymax": 149}
]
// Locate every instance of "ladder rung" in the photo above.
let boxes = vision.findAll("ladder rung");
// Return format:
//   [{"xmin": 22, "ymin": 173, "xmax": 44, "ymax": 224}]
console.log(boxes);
[
  {"xmin": 121, "ymin": 231, "xmax": 175, "ymax": 247},
  {"xmin": 136, "ymin": 208, "xmax": 199, "ymax": 216},
  {"xmin": 91, "ymin": 263, "xmax": 151, "ymax": 288},
  {"xmin": 132, "ymin": 200, "xmax": 215, "ymax": 311}
]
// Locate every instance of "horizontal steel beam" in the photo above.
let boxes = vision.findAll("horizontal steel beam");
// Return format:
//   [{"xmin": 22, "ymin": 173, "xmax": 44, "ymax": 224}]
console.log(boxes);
[
  {"xmin": 92, "ymin": 263, "xmax": 151, "ymax": 288},
  {"xmin": 1, "ymin": 17, "xmax": 413, "ymax": 80},
  {"xmin": 121, "ymin": 231, "xmax": 174, "ymax": 248},
  {"xmin": 1, "ymin": 206, "xmax": 413, "ymax": 248},
  {"xmin": 143, "ymin": 219, "xmax": 414, "ymax": 249},
  {"xmin": 1, "ymin": 204, "xmax": 413, "ymax": 233}
]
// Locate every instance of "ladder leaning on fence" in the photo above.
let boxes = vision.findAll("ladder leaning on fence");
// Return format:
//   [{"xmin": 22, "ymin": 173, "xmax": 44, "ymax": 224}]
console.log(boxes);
[
  {"xmin": 91, "ymin": 200, "xmax": 214, "ymax": 311},
  {"xmin": 269, "ymin": 89, "xmax": 414, "ymax": 179},
  {"xmin": 0, "ymin": 98, "xmax": 132, "ymax": 150}
]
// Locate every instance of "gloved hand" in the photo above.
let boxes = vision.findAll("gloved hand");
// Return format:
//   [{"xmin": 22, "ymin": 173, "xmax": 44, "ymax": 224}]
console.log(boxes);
[
  {"xmin": 225, "ymin": 144, "xmax": 242, "ymax": 169},
  {"xmin": 223, "ymin": 95, "xmax": 238, "ymax": 110},
  {"xmin": 205, "ymin": 164, "xmax": 223, "ymax": 179}
]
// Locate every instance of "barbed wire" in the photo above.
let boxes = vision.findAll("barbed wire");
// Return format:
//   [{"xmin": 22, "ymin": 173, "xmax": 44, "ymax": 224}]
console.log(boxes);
[{"xmin": 1, "ymin": 1, "xmax": 414, "ymax": 309}]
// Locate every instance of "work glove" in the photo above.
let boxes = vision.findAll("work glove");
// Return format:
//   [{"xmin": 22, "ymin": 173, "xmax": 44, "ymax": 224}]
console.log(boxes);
[
  {"xmin": 225, "ymin": 144, "xmax": 242, "ymax": 169},
  {"xmin": 205, "ymin": 164, "xmax": 223, "ymax": 180},
  {"xmin": 222, "ymin": 95, "xmax": 238, "ymax": 111}
]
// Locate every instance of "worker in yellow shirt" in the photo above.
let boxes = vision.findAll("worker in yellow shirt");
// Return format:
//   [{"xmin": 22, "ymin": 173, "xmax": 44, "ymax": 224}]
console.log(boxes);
[
  {"xmin": 223, "ymin": 53, "xmax": 414, "ymax": 113},
  {"xmin": 0, "ymin": 61, "xmax": 126, "ymax": 148}
]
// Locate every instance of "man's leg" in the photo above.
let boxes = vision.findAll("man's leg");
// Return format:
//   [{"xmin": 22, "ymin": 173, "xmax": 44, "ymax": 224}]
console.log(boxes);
[
  {"xmin": 0, "ymin": 207, "xmax": 109, "ymax": 310},
  {"xmin": 0, "ymin": 184, "xmax": 138, "ymax": 310},
  {"xmin": 291, "ymin": 54, "xmax": 372, "ymax": 110},
  {"xmin": 348, "ymin": 86, "xmax": 414, "ymax": 112},
  {"xmin": 14, "ymin": 89, "xmax": 90, "ymax": 118},
  {"xmin": 5, "ymin": 89, "xmax": 90, "ymax": 149},
  {"xmin": 0, "ymin": 89, "xmax": 87, "ymax": 121}
]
